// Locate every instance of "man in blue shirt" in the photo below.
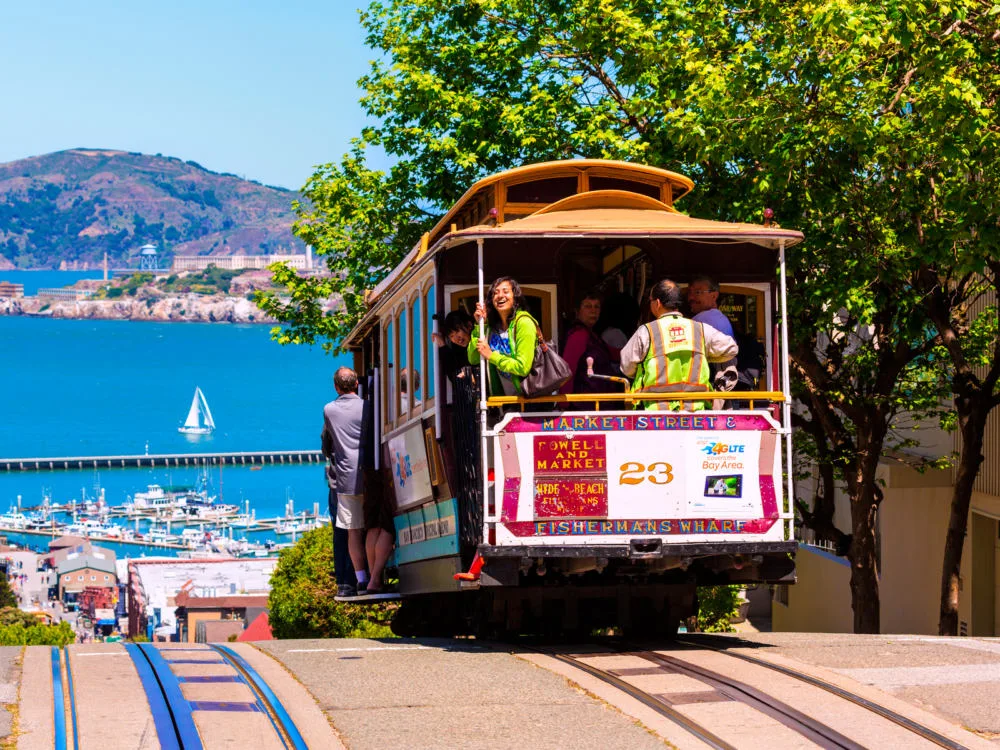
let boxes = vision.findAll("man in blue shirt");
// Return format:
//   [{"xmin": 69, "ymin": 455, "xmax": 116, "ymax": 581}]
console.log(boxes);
[{"xmin": 687, "ymin": 275, "xmax": 734, "ymax": 337}]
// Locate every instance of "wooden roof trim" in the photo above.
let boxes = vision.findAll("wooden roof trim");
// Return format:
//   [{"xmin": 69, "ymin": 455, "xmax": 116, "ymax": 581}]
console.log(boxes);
[
  {"xmin": 529, "ymin": 190, "xmax": 679, "ymax": 215},
  {"xmin": 424, "ymin": 160, "xmax": 694, "ymax": 247}
]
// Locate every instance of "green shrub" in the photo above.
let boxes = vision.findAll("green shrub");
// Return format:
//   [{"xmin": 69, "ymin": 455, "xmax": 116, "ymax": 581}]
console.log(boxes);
[
  {"xmin": 696, "ymin": 585, "xmax": 742, "ymax": 633},
  {"xmin": 0, "ymin": 609, "xmax": 74, "ymax": 646},
  {"xmin": 268, "ymin": 525, "xmax": 396, "ymax": 639}
]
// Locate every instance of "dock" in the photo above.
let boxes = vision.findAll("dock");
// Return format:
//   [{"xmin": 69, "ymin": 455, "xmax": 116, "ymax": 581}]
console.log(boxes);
[
  {"xmin": 0, "ymin": 525, "xmax": 187, "ymax": 549},
  {"xmin": 0, "ymin": 449, "xmax": 325, "ymax": 473}
]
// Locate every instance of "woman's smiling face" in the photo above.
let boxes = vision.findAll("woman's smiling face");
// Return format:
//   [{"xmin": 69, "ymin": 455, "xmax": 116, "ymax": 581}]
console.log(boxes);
[{"xmin": 492, "ymin": 281, "xmax": 514, "ymax": 316}]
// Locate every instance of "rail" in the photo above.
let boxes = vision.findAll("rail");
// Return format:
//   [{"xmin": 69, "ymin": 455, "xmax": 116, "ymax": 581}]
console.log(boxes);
[
  {"xmin": 122, "ymin": 643, "xmax": 308, "ymax": 749},
  {"xmin": 0, "ymin": 449, "xmax": 325, "ymax": 473},
  {"xmin": 676, "ymin": 635, "xmax": 971, "ymax": 750},
  {"xmin": 529, "ymin": 642, "xmax": 969, "ymax": 750}
]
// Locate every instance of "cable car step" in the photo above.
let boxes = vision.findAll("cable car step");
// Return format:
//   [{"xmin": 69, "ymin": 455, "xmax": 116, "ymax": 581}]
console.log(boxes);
[{"xmin": 334, "ymin": 591, "xmax": 402, "ymax": 603}]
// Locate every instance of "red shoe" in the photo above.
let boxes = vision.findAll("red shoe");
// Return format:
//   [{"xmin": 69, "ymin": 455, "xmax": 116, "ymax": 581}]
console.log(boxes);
[{"xmin": 453, "ymin": 553, "xmax": 484, "ymax": 581}]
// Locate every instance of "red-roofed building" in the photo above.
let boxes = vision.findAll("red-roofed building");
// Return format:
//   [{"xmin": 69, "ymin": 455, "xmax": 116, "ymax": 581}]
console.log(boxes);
[
  {"xmin": 238, "ymin": 611, "xmax": 274, "ymax": 642},
  {"xmin": 174, "ymin": 589, "xmax": 270, "ymax": 643}
]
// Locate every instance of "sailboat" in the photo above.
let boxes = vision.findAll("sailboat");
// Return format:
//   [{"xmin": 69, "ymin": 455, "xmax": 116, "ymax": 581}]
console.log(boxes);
[{"xmin": 178, "ymin": 386, "xmax": 216, "ymax": 435}]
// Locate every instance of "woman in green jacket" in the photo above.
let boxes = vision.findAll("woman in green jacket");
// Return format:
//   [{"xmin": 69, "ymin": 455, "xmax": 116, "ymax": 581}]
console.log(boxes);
[{"xmin": 467, "ymin": 276, "xmax": 537, "ymax": 396}]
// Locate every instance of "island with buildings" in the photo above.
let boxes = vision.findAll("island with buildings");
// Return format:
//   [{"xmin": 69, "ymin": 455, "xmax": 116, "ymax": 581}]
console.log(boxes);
[{"xmin": 0, "ymin": 246, "xmax": 327, "ymax": 323}]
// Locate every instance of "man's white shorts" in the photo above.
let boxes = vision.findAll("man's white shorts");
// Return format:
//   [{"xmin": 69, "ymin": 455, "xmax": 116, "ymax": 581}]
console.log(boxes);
[{"xmin": 336, "ymin": 493, "xmax": 365, "ymax": 530}]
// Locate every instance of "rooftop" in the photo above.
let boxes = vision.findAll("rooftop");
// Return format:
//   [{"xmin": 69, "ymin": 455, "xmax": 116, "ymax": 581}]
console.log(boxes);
[{"xmin": 129, "ymin": 558, "xmax": 278, "ymax": 631}]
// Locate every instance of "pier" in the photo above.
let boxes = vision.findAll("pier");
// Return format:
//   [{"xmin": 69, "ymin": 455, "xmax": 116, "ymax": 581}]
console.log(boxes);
[{"xmin": 0, "ymin": 449, "xmax": 325, "ymax": 473}]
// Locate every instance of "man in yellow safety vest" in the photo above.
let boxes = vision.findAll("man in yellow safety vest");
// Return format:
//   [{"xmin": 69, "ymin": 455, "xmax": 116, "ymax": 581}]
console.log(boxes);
[{"xmin": 620, "ymin": 279, "xmax": 739, "ymax": 411}]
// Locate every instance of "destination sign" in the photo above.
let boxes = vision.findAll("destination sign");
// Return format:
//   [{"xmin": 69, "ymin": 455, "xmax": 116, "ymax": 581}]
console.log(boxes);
[
  {"xmin": 494, "ymin": 413, "xmax": 781, "ymax": 541},
  {"xmin": 504, "ymin": 413, "xmax": 773, "ymax": 433}
]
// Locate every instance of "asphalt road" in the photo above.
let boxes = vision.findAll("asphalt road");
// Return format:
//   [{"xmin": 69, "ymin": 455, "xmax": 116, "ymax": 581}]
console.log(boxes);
[{"xmin": 256, "ymin": 638, "xmax": 671, "ymax": 750}]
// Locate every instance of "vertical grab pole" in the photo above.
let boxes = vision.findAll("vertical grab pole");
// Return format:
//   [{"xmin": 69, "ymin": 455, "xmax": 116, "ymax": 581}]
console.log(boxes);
[
  {"xmin": 477, "ymin": 239, "xmax": 490, "ymax": 543},
  {"xmin": 433, "ymin": 261, "xmax": 442, "ymax": 439},
  {"xmin": 778, "ymin": 238, "xmax": 795, "ymax": 540}
]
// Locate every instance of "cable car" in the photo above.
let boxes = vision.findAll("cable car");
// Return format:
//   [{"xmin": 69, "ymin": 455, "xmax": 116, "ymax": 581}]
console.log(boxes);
[{"xmin": 343, "ymin": 160, "xmax": 801, "ymax": 636}]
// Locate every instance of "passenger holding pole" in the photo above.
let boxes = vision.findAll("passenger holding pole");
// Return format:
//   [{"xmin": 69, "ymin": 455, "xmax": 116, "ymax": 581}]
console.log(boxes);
[
  {"xmin": 620, "ymin": 279, "xmax": 738, "ymax": 411},
  {"xmin": 467, "ymin": 277, "xmax": 537, "ymax": 397}
]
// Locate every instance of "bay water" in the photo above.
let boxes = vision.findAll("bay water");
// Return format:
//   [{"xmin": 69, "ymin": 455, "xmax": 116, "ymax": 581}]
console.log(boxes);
[{"xmin": 0, "ymin": 302, "xmax": 349, "ymax": 555}]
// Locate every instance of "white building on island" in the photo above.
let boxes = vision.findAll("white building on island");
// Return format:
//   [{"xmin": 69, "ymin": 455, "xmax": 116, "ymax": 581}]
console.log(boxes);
[{"xmin": 172, "ymin": 247, "xmax": 312, "ymax": 273}]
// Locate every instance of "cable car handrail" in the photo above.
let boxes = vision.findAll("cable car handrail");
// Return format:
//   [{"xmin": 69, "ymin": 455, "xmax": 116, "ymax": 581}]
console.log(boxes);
[{"xmin": 485, "ymin": 390, "xmax": 786, "ymax": 408}]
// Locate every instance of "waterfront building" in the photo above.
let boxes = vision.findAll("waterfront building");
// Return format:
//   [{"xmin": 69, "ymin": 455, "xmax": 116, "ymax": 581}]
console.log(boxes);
[
  {"xmin": 49, "ymin": 539, "xmax": 96, "ymax": 568},
  {"xmin": 176, "ymin": 590, "xmax": 270, "ymax": 643},
  {"xmin": 126, "ymin": 557, "xmax": 277, "ymax": 641},
  {"xmin": 56, "ymin": 548, "xmax": 117, "ymax": 605},
  {"xmin": 0, "ymin": 281, "xmax": 24, "ymax": 298},
  {"xmin": 36, "ymin": 287, "xmax": 95, "ymax": 301},
  {"xmin": 171, "ymin": 252, "xmax": 311, "ymax": 272},
  {"xmin": 48, "ymin": 535, "xmax": 88, "ymax": 554}
]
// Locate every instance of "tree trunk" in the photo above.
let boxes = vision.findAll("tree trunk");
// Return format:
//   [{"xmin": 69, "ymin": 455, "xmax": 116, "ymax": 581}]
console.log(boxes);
[
  {"xmin": 847, "ymin": 419, "xmax": 887, "ymax": 634},
  {"xmin": 849, "ymin": 493, "xmax": 881, "ymax": 633},
  {"xmin": 938, "ymin": 401, "xmax": 988, "ymax": 635}
]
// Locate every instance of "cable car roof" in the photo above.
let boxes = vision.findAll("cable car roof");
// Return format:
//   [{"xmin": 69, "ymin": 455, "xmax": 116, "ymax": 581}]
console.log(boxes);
[
  {"xmin": 345, "ymin": 165, "xmax": 804, "ymax": 346},
  {"xmin": 441, "ymin": 191, "xmax": 803, "ymax": 247}
]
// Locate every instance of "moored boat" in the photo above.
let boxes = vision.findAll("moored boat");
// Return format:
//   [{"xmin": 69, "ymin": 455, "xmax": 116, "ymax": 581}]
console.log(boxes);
[{"xmin": 178, "ymin": 386, "xmax": 216, "ymax": 435}]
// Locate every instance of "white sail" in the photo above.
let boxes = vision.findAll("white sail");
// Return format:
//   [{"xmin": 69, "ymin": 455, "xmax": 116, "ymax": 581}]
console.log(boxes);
[
  {"xmin": 179, "ymin": 387, "xmax": 215, "ymax": 434},
  {"xmin": 197, "ymin": 387, "xmax": 216, "ymax": 429},
  {"xmin": 183, "ymin": 391, "xmax": 201, "ymax": 428}
]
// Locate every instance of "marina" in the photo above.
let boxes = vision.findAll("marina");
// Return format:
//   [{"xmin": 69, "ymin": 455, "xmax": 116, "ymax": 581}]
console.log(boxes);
[
  {"xmin": 0, "ymin": 480, "xmax": 329, "ymax": 557},
  {"xmin": 0, "ymin": 316, "xmax": 349, "ymax": 561}
]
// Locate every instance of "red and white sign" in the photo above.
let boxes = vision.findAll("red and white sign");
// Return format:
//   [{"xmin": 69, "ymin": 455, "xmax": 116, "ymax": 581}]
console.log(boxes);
[{"xmin": 492, "ymin": 411, "xmax": 783, "ymax": 544}]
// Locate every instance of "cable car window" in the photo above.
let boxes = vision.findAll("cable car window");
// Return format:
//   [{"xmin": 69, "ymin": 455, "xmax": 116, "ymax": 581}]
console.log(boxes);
[
  {"xmin": 410, "ymin": 296, "xmax": 422, "ymax": 406},
  {"xmin": 506, "ymin": 176, "xmax": 577, "ymax": 204},
  {"xmin": 426, "ymin": 285, "xmax": 436, "ymax": 400},
  {"xmin": 588, "ymin": 176, "xmax": 661, "ymax": 199},
  {"xmin": 399, "ymin": 307, "xmax": 409, "ymax": 416},
  {"xmin": 385, "ymin": 319, "xmax": 395, "ymax": 425}
]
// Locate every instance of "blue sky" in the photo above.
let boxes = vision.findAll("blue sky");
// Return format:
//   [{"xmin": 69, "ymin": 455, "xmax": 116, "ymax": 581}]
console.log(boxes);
[{"xmin": 0, "ymin": 1, "xmax": 378, "ymax": 190}]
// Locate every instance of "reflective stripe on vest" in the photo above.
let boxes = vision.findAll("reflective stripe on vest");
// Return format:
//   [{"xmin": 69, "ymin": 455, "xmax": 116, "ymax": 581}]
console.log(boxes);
[{"xmin": 633, "ymin": 316, "xmax": 711, "ymax": 411}]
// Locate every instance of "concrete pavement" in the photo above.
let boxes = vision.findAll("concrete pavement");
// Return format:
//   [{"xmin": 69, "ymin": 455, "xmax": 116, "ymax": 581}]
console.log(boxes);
[
  {"xmin": 256, "ymin": 638, "xmax": 670, "ymax": 750},
  {"xmin": 0, "ymin": 634, "xmax": 998, "ymax": 748},
  {"xmin": 694, "ymin": 632, "xmax": 1000, "ymax": 743}
]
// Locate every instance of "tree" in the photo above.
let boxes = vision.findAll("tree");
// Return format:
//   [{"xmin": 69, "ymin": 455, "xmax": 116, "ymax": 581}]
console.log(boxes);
[
  {"xmin": 0, "ymin": 575, "xmax": 18, "ymax": 609},
  {"xmin": 921, "ymin": 268, "xmax": 1000, "ymax": 634},
  {"xmin": 264, "ymin": 1, "xmax": 1000, "ymax": 631},
  {"xmin": 268, "ymin": 525, "xmax": 396, "ymax": 639}
]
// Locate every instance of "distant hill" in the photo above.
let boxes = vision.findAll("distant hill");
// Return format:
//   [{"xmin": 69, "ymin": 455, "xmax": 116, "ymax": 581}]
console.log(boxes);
[{"xmin": 0, "ymin": 149, "xmax": 305, "ymax": 269}]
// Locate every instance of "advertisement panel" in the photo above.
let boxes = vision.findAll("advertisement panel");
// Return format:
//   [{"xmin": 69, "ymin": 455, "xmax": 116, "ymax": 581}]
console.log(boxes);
[
  {"xmin": 387, "ymin": 423, "xmax": 434, "ymax": 512},
  {"xmin": 493, "ymin": 412, "xmax": 782, "ymax": 543}
]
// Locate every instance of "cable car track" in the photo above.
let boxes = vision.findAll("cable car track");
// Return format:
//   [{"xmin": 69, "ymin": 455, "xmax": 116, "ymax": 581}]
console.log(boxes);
[
  {"xmin": 529, "ymin": 641, "xmax": 972, "ymax": 750},
  {"xmin": 112, "ymin": 643, "xmax": 308, "ymax": 749},
  {"xmin": 675, "ymin": 635, "xmax": 970, "ymax": 750}
]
